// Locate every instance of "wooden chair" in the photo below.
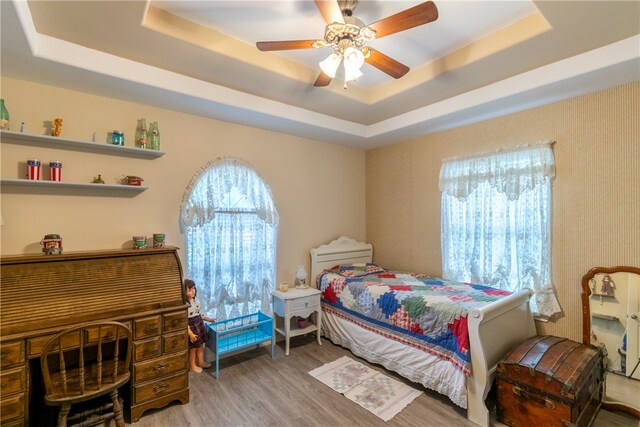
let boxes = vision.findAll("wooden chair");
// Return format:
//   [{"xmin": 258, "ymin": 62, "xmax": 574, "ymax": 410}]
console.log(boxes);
[{"xmin": 40, "ymin": 321, "xmax": 132, "ymax": 427}]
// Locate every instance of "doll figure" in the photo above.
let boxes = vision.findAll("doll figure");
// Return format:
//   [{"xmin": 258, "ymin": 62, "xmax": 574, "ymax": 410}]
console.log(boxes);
[
  {"xmin": 600, "ymin": 274, "xmax": 615, "ymax": 296},
  {"xmin": 185, "ymin": 279, "xmax": 215, "ymax": 373}
]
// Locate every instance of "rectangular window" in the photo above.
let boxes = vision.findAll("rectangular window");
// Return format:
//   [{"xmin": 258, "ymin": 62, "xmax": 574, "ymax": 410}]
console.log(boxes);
[{"xmin": 439, "ymin": 143, "xmax": 560, "ymax": 319}]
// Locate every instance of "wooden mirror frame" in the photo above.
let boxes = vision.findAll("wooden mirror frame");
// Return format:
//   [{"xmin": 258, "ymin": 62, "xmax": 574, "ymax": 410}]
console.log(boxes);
[{"xmin": 581, "ymin": 265, "xmax": 640, "ymax": 418}]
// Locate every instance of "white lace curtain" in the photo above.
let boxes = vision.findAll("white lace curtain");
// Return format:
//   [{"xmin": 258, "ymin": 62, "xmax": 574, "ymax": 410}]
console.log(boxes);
[
  {"xmin": 439, "ymin": 142, "xmax": 561, "ymax": 320},
  {"xmin": 180, "ymin": 157, "xmax": 278, "ymax": 321}
]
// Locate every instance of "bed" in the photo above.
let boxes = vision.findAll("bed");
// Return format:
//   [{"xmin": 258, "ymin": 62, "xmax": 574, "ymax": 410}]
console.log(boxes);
[{"xmin": 310, "ymin": 236, "xmax": 536, "ymax": 427}]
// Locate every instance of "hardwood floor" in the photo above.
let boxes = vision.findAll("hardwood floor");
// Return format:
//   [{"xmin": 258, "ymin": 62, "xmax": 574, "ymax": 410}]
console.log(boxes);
[{"xmin": 129, "ymin": 336, "xmax": 639, "ymax": 427}]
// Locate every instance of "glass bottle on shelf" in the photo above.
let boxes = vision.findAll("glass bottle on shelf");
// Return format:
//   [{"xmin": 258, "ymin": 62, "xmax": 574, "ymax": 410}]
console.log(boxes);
[
  {"xmin": 148, "ymin": 121, "xmax": 160, "ymax": 150},
  {"xmin": 135, "ymin": 118, "xmax": 148, "ymax": 149},
  {"xmin": 0, "ymin": 99, "xmax": 10, "ymax": 130}
]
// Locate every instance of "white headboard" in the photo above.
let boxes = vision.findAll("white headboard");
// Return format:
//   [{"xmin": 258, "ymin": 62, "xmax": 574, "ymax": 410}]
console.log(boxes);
[{"xmin": 309, "ymin": 236, "xmax": 373, "ymax": 288}]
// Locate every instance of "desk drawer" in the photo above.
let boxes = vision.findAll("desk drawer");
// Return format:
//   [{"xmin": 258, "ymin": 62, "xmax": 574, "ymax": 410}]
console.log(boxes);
[
  {"xmin": 133, "ymin": 351, "xmax": 187, "ymax": 383},
  {"xmin": 86, "ymin": 321, "xmax": 132, "ymax": 343},
  {"xmin": 0, "ymin": 341, "xmax": 24, "ymax": 368},
  {"xmin": 288, "ymin": 295, "xmax": 319, "ymax": 312},
  {"xmin": 163, "ymin": 311, "xmax": 187, "ymax": 333},
  {"xmin": 133, "ymin": 316, "xmax": 161, "ymax": 340},
  {"xmin": 132, "ymin": 372, "xmax": 187, "ymax": 404},
  {"xmin": 134, "ymin": 337, "xmax": 161, "ymax": 362},
  {"xmin": 0, "ymin": 392, "xmax": 25, "ymax": 422},
  {"xmin": 163, "ymin": 331, "xmax": 187, "ymax": 355},
  {"xmin": 28, "ymin": 332, "xmax": 83, "ymax": 358},
  {"xmin": 0, "ymin": 366, "xmax": 26, "ymax": 395}
]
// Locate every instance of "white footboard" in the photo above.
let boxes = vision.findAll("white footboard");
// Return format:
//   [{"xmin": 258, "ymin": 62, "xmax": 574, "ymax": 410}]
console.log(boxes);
[{"xmin": 466, "ymin": 289, "xmax": 536, "ymax": 427}]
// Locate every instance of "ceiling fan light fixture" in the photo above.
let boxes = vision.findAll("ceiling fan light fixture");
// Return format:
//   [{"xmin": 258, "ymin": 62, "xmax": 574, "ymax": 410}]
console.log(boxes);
[
  {"xmin": 343, "ymin": 46, "xmax": 364, "ymax": 70},
  {"xmin": 319, "ymin": 52, "xmax": 342, "ymax": 78},
  {"xmin": 344, "ymin": 64, "xmax": 363, "ymax": 82}
]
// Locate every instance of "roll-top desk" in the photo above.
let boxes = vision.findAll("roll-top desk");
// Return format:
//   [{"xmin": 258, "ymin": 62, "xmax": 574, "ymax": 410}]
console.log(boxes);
[{"xmin": 0, "ymin": 247, "xmax": 189, "ymax": 425}]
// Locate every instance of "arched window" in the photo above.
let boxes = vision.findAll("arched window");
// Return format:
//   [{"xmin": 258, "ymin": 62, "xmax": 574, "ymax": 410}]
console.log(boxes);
[{"xmin": 180, "ymin": 158, "xmax": 278, "ymax": 321}]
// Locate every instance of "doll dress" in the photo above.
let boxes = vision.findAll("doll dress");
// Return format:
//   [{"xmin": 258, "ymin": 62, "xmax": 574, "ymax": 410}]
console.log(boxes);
[{"xmin": 187, "ymin": 300, "xmax": 208, "ymax": 349}]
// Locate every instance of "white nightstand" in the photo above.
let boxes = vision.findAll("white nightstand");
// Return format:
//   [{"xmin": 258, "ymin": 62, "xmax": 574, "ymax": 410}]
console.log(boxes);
[{"xmin": 272, "ymin": 287, "xmax": 322, "ymax": 356}]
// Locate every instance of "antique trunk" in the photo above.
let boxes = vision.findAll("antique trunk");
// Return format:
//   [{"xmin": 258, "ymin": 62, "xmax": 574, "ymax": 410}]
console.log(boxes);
[{"xmin": 496, "ymin": 335, "xmax": 604, "ymax": 427}]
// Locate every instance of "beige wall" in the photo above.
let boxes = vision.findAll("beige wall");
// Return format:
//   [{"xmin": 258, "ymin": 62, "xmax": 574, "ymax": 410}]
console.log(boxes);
[
  {"xmin": 366, "ymin": 81, "xmax": 640, "ymax": 341},
  {"xmin": 0, "ymin": 77, "xmax": 366, "ymax": 286}
]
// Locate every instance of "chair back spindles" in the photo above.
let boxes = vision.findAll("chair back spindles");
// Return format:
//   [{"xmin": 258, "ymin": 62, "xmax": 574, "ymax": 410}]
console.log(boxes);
[
  {"xmin": 58, "ymin": 337, "xmax": 68, "ymax": 397},
  {"xmin": 112, "ymin": 326, "xmax": 120, "ymax": 383},
  {"xmin": 79, "ymin": 329, "xmax": 86, "ymax": 395},
  {"xmin": 40, "ymin": 321, "xmax": 132, "ymax": 427},
  {"xmin": 96, "ymin": 326, "xmax": 103, "ymax": 390}
]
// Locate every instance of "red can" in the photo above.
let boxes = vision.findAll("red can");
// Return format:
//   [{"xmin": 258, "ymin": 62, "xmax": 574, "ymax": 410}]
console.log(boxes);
[
  {"xmin": 49, "ymin": 161, "xmax": 62, "ymax": 181},
  {"xmin": 27, "ymin": 159, "xmax": 41, "ymax": 180}
]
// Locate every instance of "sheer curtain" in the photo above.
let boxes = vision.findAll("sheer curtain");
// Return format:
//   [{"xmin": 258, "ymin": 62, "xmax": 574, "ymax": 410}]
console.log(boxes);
[
  {"xmin": 439, "ymin": 142, "xmax": 561, "ymax": 320},
  {"xmin": 180, "ymin": 158, "xmax": 278, "ymax": 321}
]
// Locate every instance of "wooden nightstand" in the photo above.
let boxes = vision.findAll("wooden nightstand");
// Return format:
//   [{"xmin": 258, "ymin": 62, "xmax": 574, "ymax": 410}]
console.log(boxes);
[{"xmin": 272, "ymin": 287, "xmax": 322, "ymax": 356}]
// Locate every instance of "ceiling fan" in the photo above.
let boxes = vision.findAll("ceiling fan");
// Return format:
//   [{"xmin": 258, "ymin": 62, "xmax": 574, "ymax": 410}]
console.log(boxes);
[{"xmin": 256, "ymin": 0, "xmax": 439, "ymax": 88}]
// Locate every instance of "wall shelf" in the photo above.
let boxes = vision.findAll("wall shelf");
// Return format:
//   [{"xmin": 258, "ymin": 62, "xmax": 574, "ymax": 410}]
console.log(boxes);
[
  {"xmin": 0, "ymin": 130, "xmax": 165, "ymax": 159},
  {"xmin": 0, "ymin": 178, "xmax": 147, "ymax": 193},
  {"xmin": 591, "ymin": 312, "xmax": 620, "ymax": 322}
]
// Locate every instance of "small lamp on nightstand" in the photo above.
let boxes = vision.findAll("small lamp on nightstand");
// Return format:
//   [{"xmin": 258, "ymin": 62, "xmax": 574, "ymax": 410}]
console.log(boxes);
[{"xmin": 295, "ymin": 265, "xmax": 308, "ymax": 289}]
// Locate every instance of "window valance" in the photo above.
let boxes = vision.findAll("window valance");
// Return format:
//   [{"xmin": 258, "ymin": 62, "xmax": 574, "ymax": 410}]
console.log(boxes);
[
  {"xmin": 439, "ymin": 142, "xmax": 555, "ymax": 201},
  {"xmin": 180, "ymin": 157, "xmax": 279, "ymax": 228}
]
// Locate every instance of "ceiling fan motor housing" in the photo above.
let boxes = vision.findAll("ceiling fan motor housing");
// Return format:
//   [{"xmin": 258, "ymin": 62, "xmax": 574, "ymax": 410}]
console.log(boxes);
[{"xmin": 339, "ymin": 0, "xmax": 359, "ymax": 17}]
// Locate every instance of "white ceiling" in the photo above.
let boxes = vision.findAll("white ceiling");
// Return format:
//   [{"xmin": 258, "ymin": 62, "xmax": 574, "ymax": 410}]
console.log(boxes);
[
  {"xmin": 154, "ymin": 0, "xmax": 538, "ymax": 88},
  {"xmin": 1, "ymin": 1, "xmax": 638, "ymax": 148}
]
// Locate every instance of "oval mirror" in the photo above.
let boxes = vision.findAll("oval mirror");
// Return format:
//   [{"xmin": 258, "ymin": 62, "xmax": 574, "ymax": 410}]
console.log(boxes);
[{"xmin": 581, "ymin": 266, "xmax": 640, "ymax": 417}]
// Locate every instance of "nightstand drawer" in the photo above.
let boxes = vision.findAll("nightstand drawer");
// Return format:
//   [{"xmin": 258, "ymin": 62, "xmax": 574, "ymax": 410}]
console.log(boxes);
[{"xmin": 288, "ymin": 295, "xmax": 319, "ymax": 312}]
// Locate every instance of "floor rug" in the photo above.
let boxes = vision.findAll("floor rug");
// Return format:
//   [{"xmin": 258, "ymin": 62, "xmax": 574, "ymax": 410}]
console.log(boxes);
[{"xmin": 309, "ymin": 356, "xmax": 422, "ymax": 421}]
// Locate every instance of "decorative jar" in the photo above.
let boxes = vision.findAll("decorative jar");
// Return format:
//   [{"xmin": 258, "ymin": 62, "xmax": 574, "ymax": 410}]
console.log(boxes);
[
  {"xmin": 111, "ymin": 131, "xmax": 124, "ymax": 145},
  {"xmin": 27, "ymin": 159, "xmax": 41, "ymax": 180},
  {"xmin": 49, "ymin": 161, "xmax": 62, "ymax": 181},
  {"xmin": 297, "ymin": 317, "xmax": 307, "ymax": 329},
  {"xmin": 41, "ymin": 234, "xmax": 63, "ymax": 255}
]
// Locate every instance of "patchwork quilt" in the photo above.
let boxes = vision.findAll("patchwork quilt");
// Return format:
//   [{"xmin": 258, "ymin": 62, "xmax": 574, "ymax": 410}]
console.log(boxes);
[{"xmin": 319, "ymin": 263, "xmax": 512, "ymax": 375}]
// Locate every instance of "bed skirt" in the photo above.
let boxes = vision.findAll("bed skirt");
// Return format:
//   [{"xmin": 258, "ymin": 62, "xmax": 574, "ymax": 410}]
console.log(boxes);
[{"xmin": 321, "ymin": 308, "xmax": 468, "ymax": 408}]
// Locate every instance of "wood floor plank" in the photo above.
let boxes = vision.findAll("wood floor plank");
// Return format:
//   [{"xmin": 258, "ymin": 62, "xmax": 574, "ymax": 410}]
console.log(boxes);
[{"xmin": 128, "ymin": 336, "xmax": 639, "ymax": 427}]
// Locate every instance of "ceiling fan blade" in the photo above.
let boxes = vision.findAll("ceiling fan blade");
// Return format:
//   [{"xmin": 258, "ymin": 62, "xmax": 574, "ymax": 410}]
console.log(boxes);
[
  {"xmin": 365, "ymin": 48, "xmax": 410, "ymax": 79},
  {"xmin": 368, "ymin": 1, "xmax": 438, "ymax": 39},
  {"xmin": 314, "ymin": 0, "xmax": 345, "ymax": 24},
  {"xmin": 314, "ymin": 71, "xmax": 333, "ymax": 87},
  {"xmin": 256, "ymin": 40, "xmax": 318, "ymax": 51}
]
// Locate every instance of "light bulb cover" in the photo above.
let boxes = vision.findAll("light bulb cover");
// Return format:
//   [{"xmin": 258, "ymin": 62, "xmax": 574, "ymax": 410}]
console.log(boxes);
[
  {"xmin": 319, "ymin": 53, "xmax": 342, "ymax": 78},
  {"xmin": 343, "ymin": 46, "xmax": 365, "ymax": 70},
  {"xmin": 344, "ymin": 65, "xmax": 363, "ymax": 82}
]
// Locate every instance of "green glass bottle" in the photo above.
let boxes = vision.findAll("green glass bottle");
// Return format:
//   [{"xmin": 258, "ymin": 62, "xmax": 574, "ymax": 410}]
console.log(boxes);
[
  {"xmin": 148, "ymin": 121, "xmax": 160, "ymax": 150},
  {"xmin": 0, "ymin": 99, "xmax": 10, "ymax": 130}
]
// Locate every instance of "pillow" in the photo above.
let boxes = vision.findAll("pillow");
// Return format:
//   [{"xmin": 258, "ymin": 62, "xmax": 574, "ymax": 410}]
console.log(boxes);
[{"xmin": 328, "ymin": 263, "xmax": 386, "ymax": 277}]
